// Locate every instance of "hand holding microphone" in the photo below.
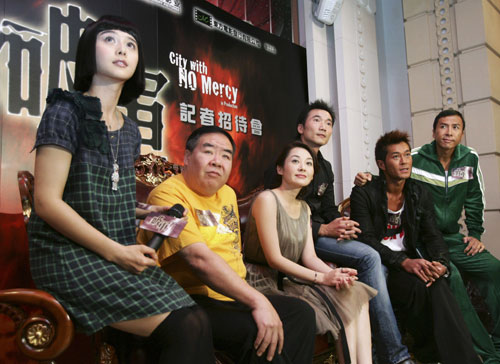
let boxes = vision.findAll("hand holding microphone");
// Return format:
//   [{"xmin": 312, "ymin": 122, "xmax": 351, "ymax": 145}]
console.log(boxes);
[{"xmin": 143, "ymin": 204, "xmax": 186, "ymax": 251}]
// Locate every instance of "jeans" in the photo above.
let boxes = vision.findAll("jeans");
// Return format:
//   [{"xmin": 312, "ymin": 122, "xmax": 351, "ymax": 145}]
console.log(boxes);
[{"xmin": 315, "ymin": 237, "xmax": 410, "ymax": 364}]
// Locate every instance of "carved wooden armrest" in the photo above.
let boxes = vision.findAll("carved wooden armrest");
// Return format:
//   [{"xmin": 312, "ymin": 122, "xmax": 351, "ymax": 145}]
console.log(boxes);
[
  {"xmin": 338, "ymin": 197, "xmax": 350, "ymax": 217},
  {"xmin": 0, "ymin": 288, "xmax": 74, "ymax": 361}
]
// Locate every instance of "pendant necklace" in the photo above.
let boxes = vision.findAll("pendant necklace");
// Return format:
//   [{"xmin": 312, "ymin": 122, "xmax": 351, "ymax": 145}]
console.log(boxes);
[{"xmin": 110, "ymin": 127, "xmax": 121, "ymax": 191}]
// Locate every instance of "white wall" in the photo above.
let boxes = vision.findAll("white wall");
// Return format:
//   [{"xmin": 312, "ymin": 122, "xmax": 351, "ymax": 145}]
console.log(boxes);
[{"xmin": 297, "ymin": 0, "xmax": 384, "ymax": 202}]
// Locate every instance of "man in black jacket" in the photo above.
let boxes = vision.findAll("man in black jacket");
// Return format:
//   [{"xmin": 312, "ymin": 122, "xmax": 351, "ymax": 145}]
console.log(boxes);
[{"xmin": 350, "ymin": 130, "xmax": 480, "ymax": 364}]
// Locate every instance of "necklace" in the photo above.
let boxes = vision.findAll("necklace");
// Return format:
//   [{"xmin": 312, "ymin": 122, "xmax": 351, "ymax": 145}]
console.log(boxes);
[{"xmin": 110, "ymin": 128, "xmax": 121, "ymax": 191}]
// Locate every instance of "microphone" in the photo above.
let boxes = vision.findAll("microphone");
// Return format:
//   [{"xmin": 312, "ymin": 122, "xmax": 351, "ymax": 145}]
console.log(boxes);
[
  {"xmin": 164, "ymin": 203, "xmax": 185, "ymax": 218},
  {"xmin": 146, "ymin": 204, "xmax": 185, "ymax": 251}
]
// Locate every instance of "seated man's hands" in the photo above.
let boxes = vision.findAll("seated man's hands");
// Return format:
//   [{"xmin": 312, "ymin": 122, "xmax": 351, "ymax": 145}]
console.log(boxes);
[
  {"xmin": 354, "ymin": 172, "xmax": 372, "ymax": 186},
  {"xmin": 463, "ymin": 236, "xmax": 485, "ymax": 256},
  {"xmin": 428, "ymin": 261, "xmax": 448, "ymax": 280},
  {"xmin": 319, "ymin": 216, "xmax": 361, "ymax": 240},
  {"xmin": 251, "ymin": 295, "xmax": 284, "ymax": 361},
  {"xmin": 401, "ymin": 258, "xmax": 441, "ymax": 287}
]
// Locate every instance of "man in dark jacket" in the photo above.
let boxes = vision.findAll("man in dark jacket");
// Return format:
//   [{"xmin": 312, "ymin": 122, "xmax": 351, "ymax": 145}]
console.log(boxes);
[{"xmin": 350, "ymin": 130, "xmax": 480, "ymax": 364}]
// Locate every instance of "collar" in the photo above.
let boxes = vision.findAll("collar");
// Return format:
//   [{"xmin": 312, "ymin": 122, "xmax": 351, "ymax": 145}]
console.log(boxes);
[{"xmin": 416, "ymin": 140, "xmax": 471, "ymax": 163}]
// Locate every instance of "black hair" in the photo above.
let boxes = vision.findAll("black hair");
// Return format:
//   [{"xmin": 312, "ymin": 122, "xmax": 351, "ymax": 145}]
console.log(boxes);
[
  {"xmin": 375, "ymin": 130, "xmax": 411, "ymax": 165},
  {"xmin": 296, "ymin": 100, "xmax": 335, "ymax": 138},
  {"xmin": 185, "ymin": 126, "xmax": 236, "ymax": 154},
  {"xmin": 73, "ymin": 15, "xmax": 145, "ymax": 105},
  {"xmin": 433, "ymin": 109, "xmax": 465, "ymax": 131},
  {"xmin": 272, "ymin": 140, "xmax": 318, "ymax": 199}
]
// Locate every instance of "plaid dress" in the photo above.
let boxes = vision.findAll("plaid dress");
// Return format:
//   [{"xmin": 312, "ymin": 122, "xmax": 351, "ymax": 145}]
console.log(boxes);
[{"xmin": 28, "ymin": 89, "xmax": 194, "ymax": 334}]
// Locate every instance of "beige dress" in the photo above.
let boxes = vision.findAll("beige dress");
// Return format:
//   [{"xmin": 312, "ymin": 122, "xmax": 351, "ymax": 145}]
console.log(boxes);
[{"xmin": 244, "ymin": 191, "xmax": 377, "ymax": 338}]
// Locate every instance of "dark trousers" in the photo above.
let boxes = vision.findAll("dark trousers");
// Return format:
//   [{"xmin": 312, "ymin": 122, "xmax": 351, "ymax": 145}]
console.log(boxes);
[
  {"xmin": 387, "ymin": 269, "xmax": 481, "ymax": 364},
  {"xmin": 193, "ymin": 294, "xmax": 316, "ymax": 364}
]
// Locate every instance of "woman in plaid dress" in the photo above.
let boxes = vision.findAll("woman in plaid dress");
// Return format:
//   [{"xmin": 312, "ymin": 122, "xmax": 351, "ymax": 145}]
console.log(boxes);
[{"xmin": 28, "ymin": 15, "xmax": 214, "ymax": 363}]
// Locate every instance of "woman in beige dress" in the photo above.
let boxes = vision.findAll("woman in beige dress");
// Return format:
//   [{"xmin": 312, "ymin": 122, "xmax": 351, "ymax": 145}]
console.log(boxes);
[{"xmin": 244, "ymin": 141, "xmax": 376, "ymax": 364}]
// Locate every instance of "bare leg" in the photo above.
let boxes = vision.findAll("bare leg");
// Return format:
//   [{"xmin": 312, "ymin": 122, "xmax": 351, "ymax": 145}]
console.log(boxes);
[
  {"xmin": 110, "ymin": 312, "xmax": 170, "ymax": 337},
  {"xmin": 344, "ymin": 318, "xmax": 358, "ymax": 363},
  {"xmin": 356, "ymin": 302, "xmax": 372, "ymax": 364},
  {"xmin": 343, "ymin": 302, "xmax": 372, "ymax": 364}
]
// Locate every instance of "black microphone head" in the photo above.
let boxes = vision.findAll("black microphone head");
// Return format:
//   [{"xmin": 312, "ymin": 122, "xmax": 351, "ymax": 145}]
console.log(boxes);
[{"xmin": 166, "ymin": 203, "xmax": 185, "ymax": 218}]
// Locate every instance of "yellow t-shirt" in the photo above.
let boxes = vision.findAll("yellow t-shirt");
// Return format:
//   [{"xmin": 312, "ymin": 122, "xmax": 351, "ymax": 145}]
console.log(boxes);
[{"xmin": 137, "ymin": 174, "xmax": 245, "ymax": 301}]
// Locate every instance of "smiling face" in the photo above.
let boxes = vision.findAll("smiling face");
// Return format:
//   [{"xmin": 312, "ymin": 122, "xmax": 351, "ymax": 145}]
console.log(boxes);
[
  {"xmin": 377, "ymin": 142, "xmax": 412, "ymax": 181},
  {"xmin": 432, "ymin": 115, "xmax": 464, "ymax": 153},
  {"xmin": 297, "ymin": 109, "xmax": 333, "ymax": 149},
  {"xmin": 183, "ymin": 132, "xmax": 234, "ymax": 196},
  {"xmin": 94, "ymin": 29, "xmax": 139, "ymax": 85},
  {"xmin": 277, "ymin": 147, "xmax": 314, "ymax": 188}
]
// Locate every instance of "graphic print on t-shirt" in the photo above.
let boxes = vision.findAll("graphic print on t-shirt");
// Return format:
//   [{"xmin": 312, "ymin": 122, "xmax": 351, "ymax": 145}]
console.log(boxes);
[{"xmin": 382, "ymin": 204, "xmax": 406, "ymax": 252}]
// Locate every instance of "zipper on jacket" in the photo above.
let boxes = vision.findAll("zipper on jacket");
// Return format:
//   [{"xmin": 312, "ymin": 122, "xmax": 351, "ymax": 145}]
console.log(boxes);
[{"xmin": 445, "ymin": 171, "xmax": 448, "ymax": 195}]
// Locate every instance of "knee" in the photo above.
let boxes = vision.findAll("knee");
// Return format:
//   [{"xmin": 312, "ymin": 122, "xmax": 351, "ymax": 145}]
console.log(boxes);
[
  {"xmin": 281, "ymin": 295, "xmax": 315, "ymax": 319},
  {"xmin": 277, "ymin": 296, "xmax": 315, "ymax": 335},
  {"xmin": 315, "ymin": 237, "xmax": 337, "ymax": 252},
  {"xmin": 471, "ymin": 255, "xmax": 500, "ymax": 281},
  {"xmin": 395, "ymin": 280, "xmax": 429, "ymax": 311},
  {"xmin": 297, "ymin": 298, "xmax": 315, "ymax": 321},
  {"xmin": 296, "ymin": 300, "xmax": 316, "ymax": 336},
  {"xmin": 486, "ymin": 258, "xmax": 500, "ymax": 278},
  {"xmin": 359, "ymin": 247, "xmax": 382, "ymax": 269},
  {"xmin": 353, "ymin": 245, "xmax": 383, "ymax": 277},
  {"xmin": 178, "ymin": 305, "xmax": 212, "ymax": 337}
]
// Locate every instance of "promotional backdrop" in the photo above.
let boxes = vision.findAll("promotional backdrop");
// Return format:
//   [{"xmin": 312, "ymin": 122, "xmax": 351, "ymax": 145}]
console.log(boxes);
[{"xmin": 0, "ymin": 0, "xmax": 308, "ymax": 214}]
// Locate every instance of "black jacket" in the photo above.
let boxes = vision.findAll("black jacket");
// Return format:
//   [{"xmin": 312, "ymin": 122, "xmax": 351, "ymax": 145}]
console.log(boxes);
[
  {"xmin": 264, "ymin": 150, "xmax": 341, "ymax": 242},
  {"xmin": 350, "ymin": 177, "xmax": 450, "ymax": 271}
]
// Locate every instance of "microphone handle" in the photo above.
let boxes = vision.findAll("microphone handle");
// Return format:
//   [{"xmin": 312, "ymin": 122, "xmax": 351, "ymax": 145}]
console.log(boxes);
[{"xmin": 147, "ymin": 234, "xmax": 165, "ymax": 251}]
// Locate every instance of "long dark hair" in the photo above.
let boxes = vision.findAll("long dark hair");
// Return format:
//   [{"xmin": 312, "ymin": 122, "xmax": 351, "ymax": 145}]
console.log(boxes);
[{"xmin": 73, "ymin": 15, "xmax": 145, "ymax": 105}]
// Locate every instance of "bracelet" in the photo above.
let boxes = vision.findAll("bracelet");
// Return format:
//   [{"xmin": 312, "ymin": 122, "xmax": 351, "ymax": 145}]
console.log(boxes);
[{"xmin": 313, "ymin": 271, "xmax": 318, "ymax": 284}]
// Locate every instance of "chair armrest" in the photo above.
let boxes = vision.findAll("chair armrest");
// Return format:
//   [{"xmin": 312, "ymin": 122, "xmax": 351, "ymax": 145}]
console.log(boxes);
[
  {"xmin": 0, "ymin": 288, "xmax": 74, "ymax": 361},
  {"xmin": 338, "ymin": 197, "xmax": 350, "ymax": 217}
]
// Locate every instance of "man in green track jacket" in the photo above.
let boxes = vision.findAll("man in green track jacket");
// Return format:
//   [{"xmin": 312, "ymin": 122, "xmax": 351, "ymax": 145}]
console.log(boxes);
[
  {"xmin": 355, "ymin": 109, "xmax": 500, "ymax": 364},
  {"xmin": 411, "ymin": 110, "xmax": 500, "ymax": 361}
]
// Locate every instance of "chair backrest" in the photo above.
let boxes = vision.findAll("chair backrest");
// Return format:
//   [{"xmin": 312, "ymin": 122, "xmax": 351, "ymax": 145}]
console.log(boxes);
[
  {"xmin": 135, "ymin": 153, "xmax": 182, "ymax": 203},
  {"xmin": 237, "ymin": 186, "xmax": 263, "ymax": 236}
]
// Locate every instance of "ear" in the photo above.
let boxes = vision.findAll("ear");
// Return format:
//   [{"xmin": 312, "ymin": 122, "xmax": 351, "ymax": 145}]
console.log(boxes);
[
  {"xmin": 297, "ymin": 123, "xmax": 304, "ymax": 136},
  {"xmin": 183, "ymin": 150, "xmax": 191, "ymax": 166},
  {"xmin": 276, "ymin": 165, "xmax": 284, "ymax": 176},
  {"xmin": 376, "ymin": 159, "xmax": 386, "ymax": 171}
]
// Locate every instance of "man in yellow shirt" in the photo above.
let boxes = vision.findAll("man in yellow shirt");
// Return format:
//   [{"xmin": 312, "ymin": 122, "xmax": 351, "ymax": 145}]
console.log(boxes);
[{"xmin": 138, "ymin": 126, "xmax": 315, "ymax": 363}]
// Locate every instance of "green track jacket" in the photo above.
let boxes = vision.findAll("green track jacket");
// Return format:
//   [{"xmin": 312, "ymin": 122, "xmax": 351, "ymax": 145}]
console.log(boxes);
[{"xmin": 411, "ymin": 141, "xmax": 485, "ymax": 241}]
